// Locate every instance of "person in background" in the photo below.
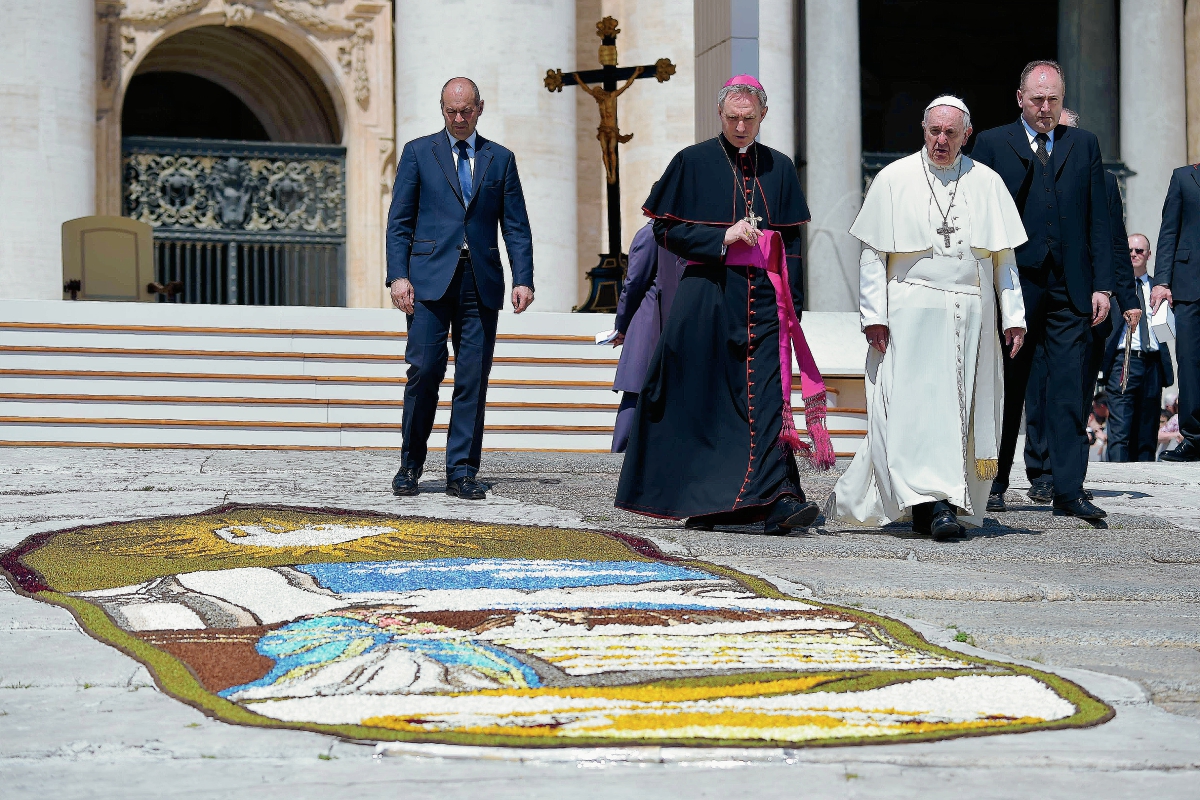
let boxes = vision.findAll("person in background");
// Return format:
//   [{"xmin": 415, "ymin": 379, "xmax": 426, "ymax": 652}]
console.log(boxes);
[
  {"xmin": 1103, "ymin": 234, "xmax": 1173, "ymax": 461},
  {"xmin": 1154, "ymin": 160, "xmax": 1200, "ymax": 462},
  {"xmin": 1159, "ymin": 393, "xmax": 1183, "ymax": 455},
  {"xmin": 609, "ymin": 221, "xmax": 685, "ymax": 453},
  {"xmin": 1087, "ymin": 395, "xmax": 1109, "ymax": 461}
]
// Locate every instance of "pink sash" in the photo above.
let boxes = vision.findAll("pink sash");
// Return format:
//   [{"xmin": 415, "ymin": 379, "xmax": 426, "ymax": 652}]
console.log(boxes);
[{"xmin": 723, "ymin": 231, "xmax": 835, "ymax": 470}]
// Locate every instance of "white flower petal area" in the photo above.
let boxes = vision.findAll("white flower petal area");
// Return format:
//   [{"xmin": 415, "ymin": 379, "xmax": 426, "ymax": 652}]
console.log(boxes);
[
  {"xmin": 214, "ymin": 522, "xmax": 398, "ymax": 548},
  {"xmin": 245, "ymin": 674, "xmax": 1075, "ymax": 741}
]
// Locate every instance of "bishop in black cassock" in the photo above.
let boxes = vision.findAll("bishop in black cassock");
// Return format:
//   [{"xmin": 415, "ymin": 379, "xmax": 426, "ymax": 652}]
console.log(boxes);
[{"xmin": 614, "ymin": 75, "xmax": 820, "ymax": 535}]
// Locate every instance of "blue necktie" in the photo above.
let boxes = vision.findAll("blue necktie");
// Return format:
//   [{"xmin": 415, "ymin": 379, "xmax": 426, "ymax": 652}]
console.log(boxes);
[{"xmin": 455, "ymin": 139, "xmax": 472, "ymax": 204}]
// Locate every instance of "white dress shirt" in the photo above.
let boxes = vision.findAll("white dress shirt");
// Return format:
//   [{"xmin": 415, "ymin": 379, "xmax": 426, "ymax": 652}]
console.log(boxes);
[
  {"xmin": 1020, "ymin": 117, "xmax": 1054, "ymax": 154},
  {"xmin": 1121, "ymin": 274, "xmax": 1160, "ymax": 351}
]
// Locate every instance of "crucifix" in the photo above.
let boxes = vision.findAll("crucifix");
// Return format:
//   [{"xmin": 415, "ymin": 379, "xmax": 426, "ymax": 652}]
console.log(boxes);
[{"xmin": 545, "ymin": 16, "xmax": 675, "ymax": 312}]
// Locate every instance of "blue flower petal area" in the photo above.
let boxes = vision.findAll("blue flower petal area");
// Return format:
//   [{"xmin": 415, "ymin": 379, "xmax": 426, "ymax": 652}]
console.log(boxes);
[
  {"xmin": 295, "ymin": 558, "xmax": 714, "ymax": 594},
  {"xmin": 219, "ymin": 615, "xmax": 541, "ymax": 698},
  {"xmin": 221, "ymin": 616, "xmax": 387, "ymax": 697}
]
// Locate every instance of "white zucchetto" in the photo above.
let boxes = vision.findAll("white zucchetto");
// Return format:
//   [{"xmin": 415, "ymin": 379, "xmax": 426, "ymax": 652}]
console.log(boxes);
[{"xmin": 925, "ymin": 95, "xmax": 970, "ymax": 116}]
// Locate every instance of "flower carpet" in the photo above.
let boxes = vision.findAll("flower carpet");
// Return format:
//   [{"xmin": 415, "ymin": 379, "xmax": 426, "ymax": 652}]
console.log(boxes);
[{"xmin": 1, "ymin": 504, "xmax": 1112, "ymax": 747}]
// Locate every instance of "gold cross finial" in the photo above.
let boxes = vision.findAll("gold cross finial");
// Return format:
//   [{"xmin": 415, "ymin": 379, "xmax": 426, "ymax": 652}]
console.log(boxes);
[{"xmin": 597, "ymin": 17, "xmax": 620, "ymax": 39}]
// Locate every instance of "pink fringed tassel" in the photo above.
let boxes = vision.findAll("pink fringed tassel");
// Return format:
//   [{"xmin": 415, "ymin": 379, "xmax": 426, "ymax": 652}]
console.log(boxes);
[
  {"xmin": 725, "ymin": 231, "xmax": 836, "ymax": 471},
  {"xmin": 802, "ymin": 390, "xmax": 837, "ymax": 470}
]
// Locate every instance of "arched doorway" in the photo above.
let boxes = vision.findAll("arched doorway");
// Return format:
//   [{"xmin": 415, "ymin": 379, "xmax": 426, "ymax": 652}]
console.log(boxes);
[{"xmin": 119, "ymin": 26, "xmax": 347, "ymax": 306}]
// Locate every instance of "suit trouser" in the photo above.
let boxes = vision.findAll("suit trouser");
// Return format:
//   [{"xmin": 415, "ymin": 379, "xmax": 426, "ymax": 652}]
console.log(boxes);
[
  {"xmin": 1106, "ymin": 353, "xmax": 1164, "ymax": 461},
  {"xmin": 401, "ymin": 257, "xmax": 498, "ymax": 480},
  {"xmin": 992, "ymin": 269, "xmax": 1091, "ymax": 501},
  {"xmin": 1017, "ymin": 323, "xmax": 1107, "ymax": 481},
  {"xmin": 1175, "ymin": 299, "xmax": 1200, "ymax": 448}
]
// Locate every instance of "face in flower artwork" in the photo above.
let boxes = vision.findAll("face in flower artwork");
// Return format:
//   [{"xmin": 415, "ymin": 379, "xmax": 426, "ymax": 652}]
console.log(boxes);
[{"xmin": 2, "ymin": 505, "xmax": 1110, "ymax": 746}]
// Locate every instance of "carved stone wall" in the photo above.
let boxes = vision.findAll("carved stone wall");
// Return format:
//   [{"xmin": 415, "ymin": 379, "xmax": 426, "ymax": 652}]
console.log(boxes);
[{"xmin": 96, "ymin": 0, "xmax": 394, "ymax": 307}]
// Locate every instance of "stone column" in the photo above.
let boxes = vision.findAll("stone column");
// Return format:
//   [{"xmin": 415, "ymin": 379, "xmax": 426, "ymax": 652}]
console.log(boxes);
[
  {"xmin": 804, "ymin": 0, "xmax": 860, "ymax": 311},
  {"xmin": 0, "ymin": 0, "xmax": 95, "ymax": 299},
  {"xmin": 1121, "ymin": 0, "xmax": 1187, "ymax": 270},
  {"xmin": 395, "ymin": 1, "xmax": 577, "ymax": 311},
  {"xmin": 694, "ymin": 0, "xmax": 759, "ymax": 142},
  {"xmin": 757, "ymin": 0, "xmax": 796, "ymax": 161},
  {"xmin": 1058, "ymin": 0, "xmax": 1120, "ymax": 159}
]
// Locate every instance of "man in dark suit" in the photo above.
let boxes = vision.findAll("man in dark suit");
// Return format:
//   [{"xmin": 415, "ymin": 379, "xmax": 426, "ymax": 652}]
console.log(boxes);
[
  {"xmin": 386, "ymin": 77, "xmax": 535, "ymax": 499},
  {"xmin": 1104, "ymin": 234, "xmax": 1172, "ymax": 461},
  {"xmin": 987, "ymin": 108, "xmax": 1140, "ymax": 510},
  {"xmin": 1154, "ymin": 164, "xmax": 1200, "ymax": 461},
  {"xmin": 971, "ymin": 61, "xmax": 1113, "ymax": 519}
]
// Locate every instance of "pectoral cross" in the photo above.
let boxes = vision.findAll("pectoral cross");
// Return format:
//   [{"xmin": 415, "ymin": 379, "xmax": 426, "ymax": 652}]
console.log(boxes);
[
  {"xmin": 937, "ymin": 222, "xmax": 958, "ymax": 248},
  {"xmin": 745, "ymin": 210, "xmax": 762, "ymax": 230}
]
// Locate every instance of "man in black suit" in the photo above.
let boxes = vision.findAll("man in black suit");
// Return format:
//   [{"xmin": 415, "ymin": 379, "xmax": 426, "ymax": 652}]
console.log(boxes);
[
  {"xmin": 1154, "ymin": 165, "xmax": 1200, "ymax": 461},
  {"xmin": 1104, "ymin": 234, "xmax": 1172, "ymax": 461},
  {"xmin": 386, "ymin": 77, "xmax": 535, "ymax": 499},
  {"xmin": 987, "ymin": 108, "xmax": 1139, "ymax": 510},
  {"xmin": 971, "ymin": 61, "xmax": 1113, "ymax": 519}
]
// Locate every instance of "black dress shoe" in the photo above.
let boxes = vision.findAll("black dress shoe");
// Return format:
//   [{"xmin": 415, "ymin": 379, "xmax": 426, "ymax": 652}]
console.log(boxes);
[
  {"xmin": 391, "ymin": 466, "xmax": 421, "ymax": 496},
  {"xmin": 1027, "ymin": 480, "xmax": 1054, "ymax": 504},
  {"xmin": 684, "ymin": 517, "xmax": 714, "ymax": 531},
  {"xmin": 986, "ymin": 492, "xmax": 1007, "ymax": 513},
  {"xmin": 930, "ymin": 510, "xmax": 963, "ymax": 541},
  {"xmin": 1052, "ymin": 497, "xmax": 1107, "ymax": 519},
  {"xmin": 1160, "ymin": 441, "xmax": 1200, "ymax": 462},
  {"xmin": 763, "ymin": 496, "xmax": 820, "ymax": 535},
  {"xmin": 446, "ymin": 476, "xmax": 488, "ymax": 500}
]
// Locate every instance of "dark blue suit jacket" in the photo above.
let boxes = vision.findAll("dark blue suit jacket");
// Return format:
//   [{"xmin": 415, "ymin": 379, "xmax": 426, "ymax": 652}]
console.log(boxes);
[
  {"xmin": 970, "ymin": 120, "xmax": 1113, "ymax": 315},
  {"xmin": 1154, "ymin": 164, "xmax": 1200, "ymax": 303},
  {"xmin": 386, "ymin": 131, "xmax": 534, "ymax": 310}
]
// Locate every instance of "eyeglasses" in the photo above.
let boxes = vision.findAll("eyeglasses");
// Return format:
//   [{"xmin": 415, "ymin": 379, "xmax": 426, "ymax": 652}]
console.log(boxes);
[{"xmin": 1130, "ymin": 248, "xmax": 1147, "ymax": 255}]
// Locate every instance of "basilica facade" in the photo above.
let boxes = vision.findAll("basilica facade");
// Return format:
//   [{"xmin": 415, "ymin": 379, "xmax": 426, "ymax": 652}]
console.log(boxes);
[{"xmin": 1, "ymin": 0, "xmax": 1197, "ymax": 312}]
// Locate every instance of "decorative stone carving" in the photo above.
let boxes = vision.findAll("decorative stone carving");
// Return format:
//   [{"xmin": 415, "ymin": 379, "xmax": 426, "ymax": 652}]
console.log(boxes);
[
  {"xmin": 223, "ymin": 2, "xmax": 254, "ymax": 25},
  {"xmin": 122, "ymin": 0, "xmax": 208, "ymax": 25},
  {"xmin": 97, "ymin": 2, "xmax": 124, "ymax": 86},
  {"xmin": 123, "ymin": 141, "xmax": 346, "ymax": 237},
  {"xmin": 97, "ymin": 0, "xmax": 395, "ymax": 306}
]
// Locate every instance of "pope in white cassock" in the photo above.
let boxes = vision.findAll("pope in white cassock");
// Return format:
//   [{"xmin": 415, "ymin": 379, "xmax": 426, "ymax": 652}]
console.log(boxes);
[{"xmin": 828, "ymin": 96, "xmax": 1029, "ymax": 539}]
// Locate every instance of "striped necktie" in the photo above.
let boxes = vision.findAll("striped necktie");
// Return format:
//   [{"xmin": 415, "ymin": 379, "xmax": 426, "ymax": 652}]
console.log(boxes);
[{"xmin": 1034, "ymin": 133, "xmax": 1049, "ymax": 166}]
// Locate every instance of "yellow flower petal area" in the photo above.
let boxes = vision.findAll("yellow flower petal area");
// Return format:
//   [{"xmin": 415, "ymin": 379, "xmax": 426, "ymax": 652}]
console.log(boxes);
[
  {"xmin": 459, "ymin": 675, "xmax": 836, "ymax": 703},
  {"xmin": 355, "ymin": 675, "xmax": 1075, "ymax": 742},
  {"xmin": 361, "ymin": 706, "xmax": 1051, "ymax": 742}
]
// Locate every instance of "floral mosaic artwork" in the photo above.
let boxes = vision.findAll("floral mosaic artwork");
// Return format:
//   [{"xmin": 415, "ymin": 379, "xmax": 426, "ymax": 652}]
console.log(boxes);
[{"xmin": 1, "ymin": 505, "xmax": 1112, "ymax": 747}]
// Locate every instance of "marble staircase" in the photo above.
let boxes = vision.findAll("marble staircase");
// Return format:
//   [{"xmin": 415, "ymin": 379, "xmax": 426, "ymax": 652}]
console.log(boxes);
[{"xmin": 0, "ymin": 300, "xmax": 867, "ymax": 454}]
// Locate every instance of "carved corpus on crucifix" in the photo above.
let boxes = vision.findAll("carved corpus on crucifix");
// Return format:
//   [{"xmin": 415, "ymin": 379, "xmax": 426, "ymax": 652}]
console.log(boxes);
[{"xmin": 545, "ymin": 16, "xmax": 675, "ymax": 312}]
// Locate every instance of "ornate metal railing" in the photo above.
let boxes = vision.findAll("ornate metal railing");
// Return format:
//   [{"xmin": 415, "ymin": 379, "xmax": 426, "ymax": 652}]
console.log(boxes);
[{"xmin": 122, "ymin": 137, "xmax": 347, "ymax": 306}]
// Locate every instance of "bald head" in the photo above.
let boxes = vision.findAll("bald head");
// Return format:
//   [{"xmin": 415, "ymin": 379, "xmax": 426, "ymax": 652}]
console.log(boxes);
[
  {"xmin": 440, "ymin": 77, "xmax": 483, "ymax": 141},
  {"xmin": 1128, "ymin": 233, "xmax": 1151, "ymax": 276},
  {"xmin": 1018, "ymin": 61, "xmax": 1064, "ymax": 134}
]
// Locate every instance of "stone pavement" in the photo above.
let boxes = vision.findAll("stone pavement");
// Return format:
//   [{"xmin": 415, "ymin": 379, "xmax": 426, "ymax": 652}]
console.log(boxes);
[{"xmin": 1, "ymin": 447, "xmax": 1199, "ymax": 798}]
